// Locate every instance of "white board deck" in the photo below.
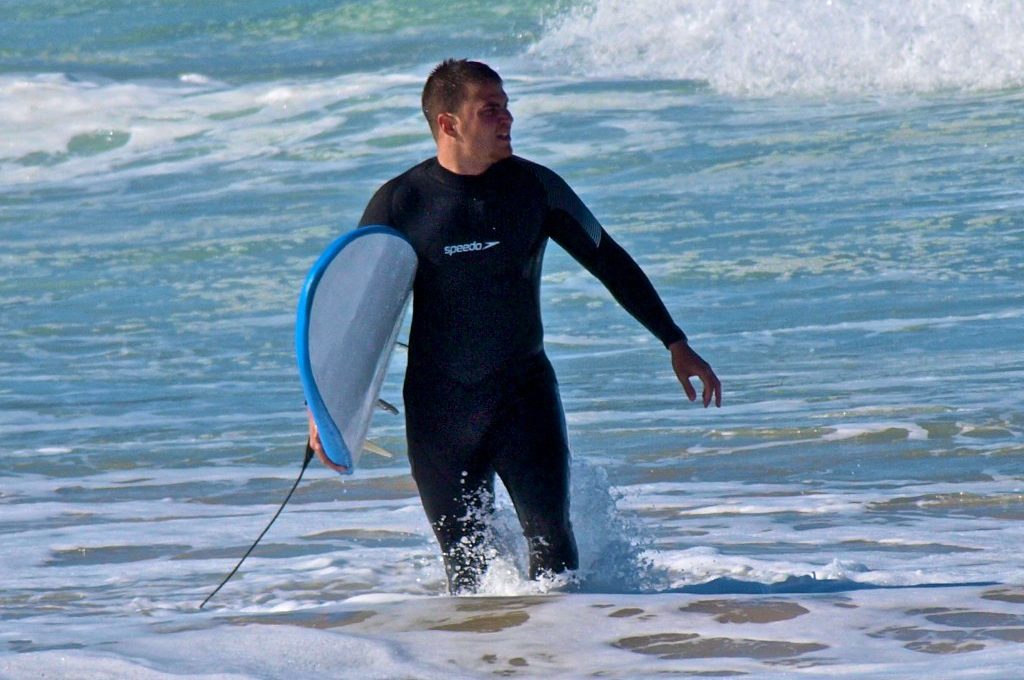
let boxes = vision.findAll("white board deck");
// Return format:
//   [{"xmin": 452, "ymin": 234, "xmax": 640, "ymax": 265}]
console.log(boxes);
[{"xmin": 296, "ymin": 226, "xmax": 417, "ymax": 473}]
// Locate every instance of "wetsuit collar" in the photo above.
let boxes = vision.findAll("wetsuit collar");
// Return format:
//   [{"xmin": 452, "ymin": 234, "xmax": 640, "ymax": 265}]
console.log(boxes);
[{"xmin": 429, "ymin": 156, "xmax": 516, "ymax": 189}]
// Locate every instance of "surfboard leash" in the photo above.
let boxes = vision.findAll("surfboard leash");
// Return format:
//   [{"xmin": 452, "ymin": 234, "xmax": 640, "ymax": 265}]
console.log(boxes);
[{"xmin": 199, "ymin": 441, "xmax": 316, "ymax": 609}]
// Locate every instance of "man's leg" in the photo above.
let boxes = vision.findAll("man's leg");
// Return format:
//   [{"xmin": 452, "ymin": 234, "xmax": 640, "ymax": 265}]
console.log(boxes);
[
  {"xmin": 408, "ymin": 450, "xmax": 496, "ymax": 593},
  {"xmin": 488, "ymin": 359, "xmax": 579, "ymax": 579},
  {"xmin": 404, "ymin": 378, "xmax": 499, "ymax": 593}
]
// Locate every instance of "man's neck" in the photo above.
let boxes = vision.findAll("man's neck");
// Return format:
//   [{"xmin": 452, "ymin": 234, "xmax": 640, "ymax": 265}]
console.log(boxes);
[{"xmin": 436, "ymin": 148, "xmax": 496, "ymax": 176}]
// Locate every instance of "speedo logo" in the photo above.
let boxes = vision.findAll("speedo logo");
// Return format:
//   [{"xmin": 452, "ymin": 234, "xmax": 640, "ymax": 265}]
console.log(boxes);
[{"xmin": 443, "ymin": 240, "xmax": 500, "ymax": 256}]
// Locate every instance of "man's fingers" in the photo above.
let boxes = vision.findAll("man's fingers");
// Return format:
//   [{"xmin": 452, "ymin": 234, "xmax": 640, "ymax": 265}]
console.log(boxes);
[
  {"xmin": 702, "ymin": 379, "xmax": 721, "ymax": 407},
  {"xmin": 669, "ymin": 341, "xmax": 721, "ymax": 408},
  {"xmin": 308, "ymin": 409, "xmax": 347, "ymax": 471},
  {"xmin": 314, "ymin": 445, "xmax": 348, "ymax": 473},
  {"xmin": 702, "ymin": 370, "xmax": 722, "ymax": 408},
  {"xmin": 683, "ymin": 376, "xmax": 697, "ymax": 402}
]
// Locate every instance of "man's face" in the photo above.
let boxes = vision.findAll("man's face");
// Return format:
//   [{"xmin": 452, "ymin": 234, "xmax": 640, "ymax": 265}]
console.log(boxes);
[{"xmin": 453, "ymin": 80, "xmax": 513, "ymax": 167}]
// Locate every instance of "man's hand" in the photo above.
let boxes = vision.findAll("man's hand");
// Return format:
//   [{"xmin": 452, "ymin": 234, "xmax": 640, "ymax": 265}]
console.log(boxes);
[
  {"xmin": 669, "ymin": 339, "xmax": 722, "ymax": 408},
  {"xmin": 307, "ymin": 409, "xmax": 349, "ymax": 474}
]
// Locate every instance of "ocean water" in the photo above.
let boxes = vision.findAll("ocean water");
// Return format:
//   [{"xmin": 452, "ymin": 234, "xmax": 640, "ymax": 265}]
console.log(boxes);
[{"xmin": 2, "ymin": 1, "xmax": 1024, "ymax": 677}]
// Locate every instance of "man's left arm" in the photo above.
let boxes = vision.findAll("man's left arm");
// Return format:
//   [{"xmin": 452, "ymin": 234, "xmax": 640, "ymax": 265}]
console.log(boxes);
[{"xmin": 540, "ymin": 173, "xmax": 721, "ymax": 407}]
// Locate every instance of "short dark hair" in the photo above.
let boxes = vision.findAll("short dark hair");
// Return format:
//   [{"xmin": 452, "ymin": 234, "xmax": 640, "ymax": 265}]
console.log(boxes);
[{"xmin": 422, "ymin": 59, "xmax": 503, "ymax": 138}]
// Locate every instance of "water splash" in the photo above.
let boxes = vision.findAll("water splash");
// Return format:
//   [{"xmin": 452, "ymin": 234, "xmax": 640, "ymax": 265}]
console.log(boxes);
[
  {"xmin": 474, "ymin": 458, "xmax": 664, "ymax": 595},
  {"xmin": 529, "ymin": 0, "xmax": 1024, "ymax": 96}
]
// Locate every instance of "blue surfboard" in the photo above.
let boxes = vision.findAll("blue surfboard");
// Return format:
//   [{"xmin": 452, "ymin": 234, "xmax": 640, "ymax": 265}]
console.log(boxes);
[{"xmin": 296, "ymin": 226, "xmax": 417, "ymax": 473}]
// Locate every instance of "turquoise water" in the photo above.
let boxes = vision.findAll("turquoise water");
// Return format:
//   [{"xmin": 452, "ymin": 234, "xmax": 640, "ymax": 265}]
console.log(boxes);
[{"xmin": 2, "ymin": 1, "xmax": 1024, "ymax": 677}]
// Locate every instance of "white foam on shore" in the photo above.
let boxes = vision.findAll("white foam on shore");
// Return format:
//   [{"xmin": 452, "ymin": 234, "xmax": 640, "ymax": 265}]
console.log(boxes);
[{"xmin": 4, "ymin": 585, "xmax": 1024, "ymax": 679}]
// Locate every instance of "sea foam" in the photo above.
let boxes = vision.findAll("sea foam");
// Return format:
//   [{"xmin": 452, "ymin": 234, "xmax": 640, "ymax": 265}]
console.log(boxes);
[{"xmin": 530, "ymin": 0, "xmax": 1024, "ymax": 96}]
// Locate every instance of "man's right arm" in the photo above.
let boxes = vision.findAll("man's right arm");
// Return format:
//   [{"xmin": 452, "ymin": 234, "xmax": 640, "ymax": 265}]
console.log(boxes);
[
  {"xmin": 358, "ymin": 181, "xmax": 393, "ymax": 227},
  {"xmin": 307, "ymin": 180, "xmax": 397, "ymax": 472}
]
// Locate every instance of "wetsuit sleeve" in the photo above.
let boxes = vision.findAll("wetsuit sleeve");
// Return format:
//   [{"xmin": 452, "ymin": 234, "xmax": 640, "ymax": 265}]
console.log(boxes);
[
  {"xmin": 537, "ymin": 168, "xmax": 686, "ymax": 348},
  {"xmin": 550, "ymin": 218, "xmax": 686, "ymax": 348},
  {"xmin": 358, "ymin": 181, "xmax": 393, "ymax": 227}
]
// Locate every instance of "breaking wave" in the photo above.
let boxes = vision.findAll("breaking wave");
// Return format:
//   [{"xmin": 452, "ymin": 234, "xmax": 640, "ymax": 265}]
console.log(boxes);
[{"xmin": 530, "ymin": 0, "xmax": 1024, "ymax": 96}]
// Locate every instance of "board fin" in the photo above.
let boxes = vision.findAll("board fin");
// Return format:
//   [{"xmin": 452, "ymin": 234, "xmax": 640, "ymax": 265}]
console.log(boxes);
[{"xmin": 362, "ymin": 441, "xmax": 394, "ymax": 459}]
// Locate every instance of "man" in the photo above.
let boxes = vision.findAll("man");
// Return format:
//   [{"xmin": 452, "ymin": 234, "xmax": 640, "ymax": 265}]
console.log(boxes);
[{"xmin": 309, "ymin": 59, "xmax": 721, "ymax": 593}]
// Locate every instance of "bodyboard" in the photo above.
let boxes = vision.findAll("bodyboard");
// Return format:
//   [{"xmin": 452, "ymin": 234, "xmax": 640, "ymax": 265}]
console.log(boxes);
[{"xmin": 296, "ymin": 225, "xmax": 417, "ymax": 473}]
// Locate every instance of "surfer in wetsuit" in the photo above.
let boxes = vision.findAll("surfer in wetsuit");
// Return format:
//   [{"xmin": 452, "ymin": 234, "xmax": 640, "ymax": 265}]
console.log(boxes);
[{"xmin": 309, "ymin": 59, "xmax": 721, "ymax": 593}]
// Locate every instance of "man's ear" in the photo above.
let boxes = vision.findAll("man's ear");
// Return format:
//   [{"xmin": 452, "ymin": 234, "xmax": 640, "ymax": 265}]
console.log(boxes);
[{"xmin": 437, "ymin": 112, "xmax": 458, "ymax": 138}]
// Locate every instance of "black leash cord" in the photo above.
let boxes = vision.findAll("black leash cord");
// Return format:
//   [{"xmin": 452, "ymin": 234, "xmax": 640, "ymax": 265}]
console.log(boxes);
[{"xmin": 199, "ymin": 441, "xmax": 316, "ymax": 609}]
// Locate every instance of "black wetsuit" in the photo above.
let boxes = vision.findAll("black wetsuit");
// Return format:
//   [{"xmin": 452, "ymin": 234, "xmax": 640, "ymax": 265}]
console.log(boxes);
[{"xmin": 359, "ymin": 155, "xmax": 684, "ymax": 592}]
